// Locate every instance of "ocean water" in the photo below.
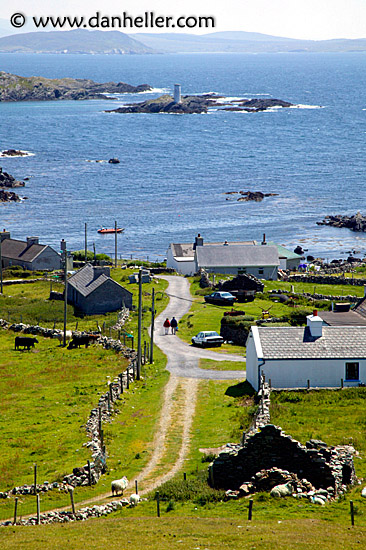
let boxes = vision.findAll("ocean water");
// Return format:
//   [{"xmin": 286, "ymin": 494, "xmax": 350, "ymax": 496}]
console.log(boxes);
[{"xmin": 0, "ymin": 52, "xmax": 365, "ymax": 261}]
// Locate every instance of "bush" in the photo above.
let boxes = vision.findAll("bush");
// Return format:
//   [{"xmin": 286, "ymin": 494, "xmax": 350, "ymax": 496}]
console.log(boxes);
[
  {"xmin": 152, "ymin": 472, "xmax": 226, "ymax": 504},
  {"xmin": 287, "ymin": 308, "xmax": 313, "ymax": 326}
]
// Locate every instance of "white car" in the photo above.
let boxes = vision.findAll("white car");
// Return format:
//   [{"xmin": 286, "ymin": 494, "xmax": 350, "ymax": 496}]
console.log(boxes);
[{"xmin": 191, "ymin": 331, "xmax": 224, "ymax": 348}]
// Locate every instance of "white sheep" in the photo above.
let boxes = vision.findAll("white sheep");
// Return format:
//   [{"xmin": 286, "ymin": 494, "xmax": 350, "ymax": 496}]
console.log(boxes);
[
  {"xmin": 129, "ymin": 493, "xmax": 140, "ymax": 506},
  {"xmin": 270, "ymin": 482, "xmax": 294, "ymax": 498},
  {"xmin": 111, "ymin": 476, "xmax": 128, "ymax": 496},
  {"xmin": 53, "ymin": 330, "xmax": 73, "ymax": 345},
  {"xmin": 361, "ymin": 487, "xmax": 366, "ymax": 498}
]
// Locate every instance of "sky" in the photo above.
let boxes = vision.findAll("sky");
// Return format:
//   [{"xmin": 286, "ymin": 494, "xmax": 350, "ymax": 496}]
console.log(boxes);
[{"xmin": 0, "ymin": 0, "xmax": 366, "ymax": 40}]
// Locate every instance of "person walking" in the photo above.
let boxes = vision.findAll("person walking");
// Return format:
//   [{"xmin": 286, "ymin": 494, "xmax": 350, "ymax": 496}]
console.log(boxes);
[
  {"xmin": 163, "ymin": 318, "xmax": 170, "ymax": 335},
  {"xmin": 170, "ymin": 316, "xmax": 178, "ymax": 335}
]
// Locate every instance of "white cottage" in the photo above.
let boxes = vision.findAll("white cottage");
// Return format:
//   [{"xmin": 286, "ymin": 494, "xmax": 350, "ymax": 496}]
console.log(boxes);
[{"xmin": 246, "ymin": 312, "xmax": 366, "ymax": 390}]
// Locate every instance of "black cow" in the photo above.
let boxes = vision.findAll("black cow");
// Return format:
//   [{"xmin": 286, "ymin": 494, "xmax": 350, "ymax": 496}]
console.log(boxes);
[
  {"xmin": 15, "ymin": 336, "xmax": 39, "ymax": 351},
  {"xmin": 68, "ymin": 335, "xmax": 95, "ymax": 349}
]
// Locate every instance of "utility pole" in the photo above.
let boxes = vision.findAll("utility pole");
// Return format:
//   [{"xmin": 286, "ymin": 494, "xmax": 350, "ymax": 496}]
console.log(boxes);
[
  {"xmin": 84, "ymin": 223, "xmax": 87, "ymax": 263},
  {"xmin": 61, "ymin": 239, "xmax": 68, "ymax": 347},
  {"xmin": 93, "ymin": 242, "xmax": 96, "ymax": 264},
  {"xmin": 137, "ymin": 269, "xmax": 142, "ymax": 380},
  {"xmin": 150, "ymin": 288, "xmax": 155, "ymax": 363},
  {"xmin": 114, "ymin": 220, "xmax": 117, "ymax": 268}
]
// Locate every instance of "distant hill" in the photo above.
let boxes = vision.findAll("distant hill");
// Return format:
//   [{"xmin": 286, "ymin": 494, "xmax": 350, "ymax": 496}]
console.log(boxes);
[
  {"xmin": 0, "ymin": 29, "xmax": 154, "ymax": 54},
  {"xmin": 0, "ymin": 28, "xmax": 366, "ymax": 54},
  {"xmin": 130, "ymin": 31, "xmax": 366, "ymax": 53}
]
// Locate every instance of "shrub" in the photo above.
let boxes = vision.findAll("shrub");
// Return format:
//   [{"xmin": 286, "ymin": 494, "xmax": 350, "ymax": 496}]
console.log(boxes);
[
  {"xmin": 152, "ymin": 472, "xmax": 226, "ymax": 504},
  {"xmin": 287, "ymin": 308, "xmax": 313, "ymax": 326}
]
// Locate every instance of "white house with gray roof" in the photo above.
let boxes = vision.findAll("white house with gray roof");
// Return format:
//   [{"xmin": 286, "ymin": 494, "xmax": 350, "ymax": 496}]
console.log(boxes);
[
  {"xmin": 166, "ymin": 234, "xmax": 280, "ymax": 278},
  {"xmin": 246, "ymin": 312, "xmax": 366, "ymax": 390},
  {"xmin": 67, "ymin": 264, "xmax": 132, "ymax": 315}
]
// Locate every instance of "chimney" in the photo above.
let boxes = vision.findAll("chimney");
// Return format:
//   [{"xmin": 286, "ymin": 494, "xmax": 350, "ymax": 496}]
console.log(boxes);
[
  {"xmin": 306, "ymin": 310, "xmax": 323, "ymax": 338},
  {"xmin": 0, "ymin": 229, "xmax": 10, "ymax": 242},
  {"xmin": 193, "ymin": 233, "xmax": 204, "ymax": 250},
  {"xmin": 174, "ymin": 84, "xmax": 181, "ymax": 104},
  {"xmin": 27, "ymin": 236, "xmax": 39, "ymax": 246},
  {"xmin": 261, "ymin": 233, "xmax": 266, "ymax": 245},
  {"xmin": 92, "ymin": 266, "xmax": 110, "ymax": 280}
]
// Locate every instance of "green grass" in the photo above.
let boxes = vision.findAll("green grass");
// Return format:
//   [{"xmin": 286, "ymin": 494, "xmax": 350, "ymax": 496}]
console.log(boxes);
[
  {"xmin": 270, "ymin": 389, "xmax": 366, "ymax": 479},
  {"xmin": 2, "ymin": 514, "xmax": 366, "ymax": 549},
  {"xmin": 264, "ymin": 279, "xmax": 365, "ymax": 297},
  {"xmin": 199, "ymin": 359, "xmax": 245, "ymax": 371}
]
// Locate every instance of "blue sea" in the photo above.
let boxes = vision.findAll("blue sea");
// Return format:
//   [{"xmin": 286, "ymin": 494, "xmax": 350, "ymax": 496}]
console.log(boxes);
[{"xmin": 0, "ymin": 52, "xmax": 365, "ymax": 261}]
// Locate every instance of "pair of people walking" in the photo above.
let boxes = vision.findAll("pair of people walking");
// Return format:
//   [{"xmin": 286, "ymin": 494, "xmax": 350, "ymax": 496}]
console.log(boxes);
[{"xmin": 163, "ymin": 316, "xmax": 178, "ymax": 335}]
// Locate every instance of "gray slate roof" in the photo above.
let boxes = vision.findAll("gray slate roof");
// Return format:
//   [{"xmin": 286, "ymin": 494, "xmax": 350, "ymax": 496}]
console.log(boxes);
[
  {"xmin": 321, "ymin": 310, "xmax": 366, "ymax": 327},
  {"xmin": 196, "ymin": 244, "xmax": 279, "ymax": 268},
  {"xmin": 170, "ymin": 240, "xmax": 256, "ymax": 259},
  {"xmin": 257, "ymin": 325, "xmax": 366, "ymax": 359},
  {"xmin": 68, "ymin": 264, "xmax": 131, "ymax": 298},
  {"xmin": 1, "ymin": 238, "xmax": 48, "ymax": 262}
]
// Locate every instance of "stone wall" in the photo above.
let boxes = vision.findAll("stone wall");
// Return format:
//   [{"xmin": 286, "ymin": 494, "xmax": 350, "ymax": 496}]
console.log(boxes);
[{"xmin": 288, "ymin": 274, "xmax": 366, "ymax": 287}]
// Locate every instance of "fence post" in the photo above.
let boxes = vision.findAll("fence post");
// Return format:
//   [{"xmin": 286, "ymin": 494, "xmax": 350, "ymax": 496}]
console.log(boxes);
[
  {"xmin": 87, "ymin": 460, "xmax": 92, "ymax": 486},
  {"xmin": 341, "ymin": 378, "xmax": 344, "ymax": 388},
  {"xmin": 36, "ymin": 494, "xmax": 40, "ymax": 525},
  {"xmin": 13, "ymin": 497, "xmax": 18, "ymax": 525},
  {"xmin": 100, "ymin": 429, "xmax": 104, "ymax": 448},
  {"xmin": 126, "ymin": 368, "xmax": 130, "ymax": 389},
  {"xmin": 183, "ymin": 472, "xmax": 187, "ymax": 481},
  {"xmin": 69, "ymin": 488, "xmax": 76, "ymax": 516},
  {"xmin": 98, "ymin": 407, "xmax": 102, "ymax": 435},
  {"xmin": 119, "ymin": 373, "xmax": 124, "ymax": 394},
  {"xmin": 156, "ymin": 491, "xmax": 160, "ymax": 517},
  {"xmin": 350, "ymin": 500, "xmax": 355, "ymax": 526},
  {"xmin": 307, "ymin": 379, "xmax": 310, "ymax": 390},
  {"xmin": 33, "ymin": 464, "xmax": 37, "ymax": 495},
  {"xmin": 144, "ymin": 341, "xmax": 146, "ymax": 365},
  {"xmin": 103, "ymin": 321, "xmax": 106, "ymax": 334},
  {"xmin": 109, "ymin": 382, "xmax": 114, "ymax": 403},
  {"xmin": 107, "ymin": 392, "xmax": 111, "ymax": 412},
  {"xmin": 248, "ymin": 499, "xmax": 253, "ymax": 521},
  {"xmin": 135, "ymin": 480, "xmax": 138, "ymax": 494}
]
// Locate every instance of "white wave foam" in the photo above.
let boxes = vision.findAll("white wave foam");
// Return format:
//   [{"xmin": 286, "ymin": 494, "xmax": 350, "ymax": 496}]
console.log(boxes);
[{"xmin": 291, "ymin": 104, "xmax": 323, "ymax": 109}]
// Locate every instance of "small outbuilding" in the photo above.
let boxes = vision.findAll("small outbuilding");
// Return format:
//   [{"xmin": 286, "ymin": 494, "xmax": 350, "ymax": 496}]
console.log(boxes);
[
  {"xmin": 246, "ymin": 311, "xmax": 366, "ymax": 390},
  {"xmin": 67, "ymin": 264, "xmax": 132, "ymax": 315}
]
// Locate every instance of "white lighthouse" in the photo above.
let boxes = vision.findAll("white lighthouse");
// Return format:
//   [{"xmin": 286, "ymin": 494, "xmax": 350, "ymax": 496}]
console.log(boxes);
[{"xmin": 174, "ymin": 84, "xmax": 181, "ymax": 104}]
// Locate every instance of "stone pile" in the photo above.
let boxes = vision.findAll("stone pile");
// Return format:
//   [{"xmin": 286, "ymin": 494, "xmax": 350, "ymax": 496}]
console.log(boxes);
[
  {"xmin": 198, "ymin": 268, "xmax": 214, "ymax": 289},
  {"xmin": 211, "ymin": 424, "xmax": 357, "ymax": 497},
  {"xmin": 225, "ymin": 467, "xmax": 335, "ymax": 504}
]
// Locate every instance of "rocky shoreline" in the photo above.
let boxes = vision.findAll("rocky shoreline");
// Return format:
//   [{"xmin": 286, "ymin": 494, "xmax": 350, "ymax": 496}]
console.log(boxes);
[
  {"xmin": 0, "ymin": 72, "xmax": 152, "ymax": 102},
  {"xmin": 317, "ymin": 212, "xmax": 366, "ymax": 232},
  {"xmin": 105, "ymin": 94, "xmax": 293, "ymax": 115}
]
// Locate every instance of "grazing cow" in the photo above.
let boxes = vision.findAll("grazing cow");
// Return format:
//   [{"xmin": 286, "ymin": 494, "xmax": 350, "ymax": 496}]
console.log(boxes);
[
  {"xmin": 15, "ymin": 336, "xmax": 39, "ymax": 351},
  {"xmin": 53, "ymin": 330, "xmax": 73, "ymax": 345},
  {"xmin": 68, "ymin": 334, "xmax": 98, "ymax": 349}
]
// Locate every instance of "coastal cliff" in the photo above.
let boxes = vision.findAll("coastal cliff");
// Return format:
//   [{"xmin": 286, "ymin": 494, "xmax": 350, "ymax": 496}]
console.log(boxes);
[
  {"xmin": 106, "ymin": 94, "xmax": 293, "ymax": 115},
  {"xmin": 0, "ymin": 72, "xmax": 152, "ymax": 102}
]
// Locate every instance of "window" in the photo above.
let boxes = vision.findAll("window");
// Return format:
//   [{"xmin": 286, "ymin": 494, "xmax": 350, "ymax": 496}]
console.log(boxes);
[
  {"xmin": 258, "ymin": 268, "xmax": 264, "ymax": 275},
  {"xmin": 345, "ymin": 362, "xmax": 359, "ymax": 381}
]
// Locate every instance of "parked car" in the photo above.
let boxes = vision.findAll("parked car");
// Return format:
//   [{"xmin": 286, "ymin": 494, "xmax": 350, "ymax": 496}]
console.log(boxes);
[
  {"xmin": 191, "ymin": 331, "xmax": 224, "ymax": 348},
  {"xmin": 204, "ymin": 291, "xmax": 237, "ymax": 306}
]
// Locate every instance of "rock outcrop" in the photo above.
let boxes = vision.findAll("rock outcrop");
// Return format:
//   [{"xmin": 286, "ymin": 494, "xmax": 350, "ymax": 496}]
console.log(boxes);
[
  {"xmin": 106, "ymin": 94, "xmax": 293, "ymax": 115},
  {"xmin": 0, "ymin": 72, "xmax": 152, "ymax": 102},
  {"xmin": 317, "ymin": 212, "xmax": 366, "ymax": 232},
  {"xmin": 0, "ymin": 167, "xmax": 25, "ymax": 188}
]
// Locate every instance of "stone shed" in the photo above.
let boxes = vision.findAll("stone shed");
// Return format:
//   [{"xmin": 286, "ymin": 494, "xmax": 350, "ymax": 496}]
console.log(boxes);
[
  {"xmin": 67, "ymin": 264, "xmax": 132, "ymax": 315},
  {"xmin": 210, "ymin": 424, "xmax": 356, "ymax": 494}
]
